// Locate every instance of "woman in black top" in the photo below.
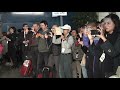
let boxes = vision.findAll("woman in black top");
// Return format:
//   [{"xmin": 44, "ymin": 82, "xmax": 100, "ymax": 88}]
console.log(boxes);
[
  {"xmin": 7, "ymin": 26, "xmax": 18, "ymax": 68},
  {"xmin": 87, "ymin": 14, "xmax": 120, "ymax": 78}
]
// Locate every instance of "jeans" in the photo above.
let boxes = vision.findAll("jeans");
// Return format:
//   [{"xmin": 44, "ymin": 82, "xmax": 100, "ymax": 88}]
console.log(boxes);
[
  {"xmin": 37, "ymin": 52, "xmax": 49, "ymax": 73},
  {"xmin": 81, "ymin": 53, "xmax": 88, "ymax": 78},
  {"xmin": 81, "ymin": 65, "xmax": 88, "ymax": 78}
]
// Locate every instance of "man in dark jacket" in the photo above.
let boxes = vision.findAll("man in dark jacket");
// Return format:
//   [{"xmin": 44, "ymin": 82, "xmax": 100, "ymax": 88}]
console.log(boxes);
[
  {"xmin": 29, "ymin": 22, "xmax": 40, "ymax": 77},
  {"xmin": 37, "ymin": 20, "xmax": 52, "ymax": 74},
  {"xmin": 19, "ymin": 24, "xmax": 33, "ymax": 61}
]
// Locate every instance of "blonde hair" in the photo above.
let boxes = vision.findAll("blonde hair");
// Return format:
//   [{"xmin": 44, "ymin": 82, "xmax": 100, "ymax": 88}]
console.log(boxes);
[{"xmin": 87, "ymin": 22, "xmax": 97, "ymax": 28}]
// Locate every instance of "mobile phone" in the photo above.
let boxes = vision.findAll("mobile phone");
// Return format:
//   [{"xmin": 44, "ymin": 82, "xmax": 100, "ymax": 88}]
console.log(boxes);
[{"xmin": 91, "ymin": 30, "xmax": 100, "ymax": 35}]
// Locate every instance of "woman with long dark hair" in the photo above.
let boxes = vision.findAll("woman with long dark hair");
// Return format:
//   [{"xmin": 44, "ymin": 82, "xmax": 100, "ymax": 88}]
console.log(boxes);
[
  {"xmin": 87, "ymin": 14, "xmax": 120, "ymax": 78},
  {"xmin": 7, "ymin": 26, "xmax": 18, "ymax": 68}
]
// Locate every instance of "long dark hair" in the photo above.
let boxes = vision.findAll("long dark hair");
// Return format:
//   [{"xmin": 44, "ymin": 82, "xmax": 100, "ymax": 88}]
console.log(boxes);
[
  {"xmin": 8, "ymin": 26, "xmax": 17, "ymax": 34},
  {"xmin": 104, "ymin": 14, "xmax": 120, "ymax": 32},
  {"xmin": 104, "ymin": 14, "xmax": 120, "ymax": 45}
]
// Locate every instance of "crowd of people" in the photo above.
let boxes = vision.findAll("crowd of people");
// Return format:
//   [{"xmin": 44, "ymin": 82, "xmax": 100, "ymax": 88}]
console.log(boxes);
[{"xmin": 0, "ymin": 13, "xmax": 120, "ymax": 78}]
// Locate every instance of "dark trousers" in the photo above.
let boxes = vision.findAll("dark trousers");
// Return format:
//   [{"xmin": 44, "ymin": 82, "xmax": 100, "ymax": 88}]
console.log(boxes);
[
  {"xmin": 59, "ymin": 54, "xmax": 72, "ymax": 78},
  {"xmin": 30, "ymin": 47, "xmax": 38, "ymax": 76},
  {"xmin": 16, "ymin": 47, "xmax": 23, "ymax": 66},
  {"xmin": 8, "ymin": 47, "xmax": 17, "ymax": 67},
  {"xmin": 86, "ymin": 54, "xmax": 103, "ymax": 78},
  {"xmin": 48, "ymin": 54, "xmax": 60, "ymax": 78},
  {"xmin": 22, "ymin": 45, "xmax": 30, "ymax": 61},
  {"xmin": 37, "ymin": 52, "xmax": 49, "ymax": 74},
  {"xmin": 86, "ymin": 54, "xmax": 94, "ymax": 78}
]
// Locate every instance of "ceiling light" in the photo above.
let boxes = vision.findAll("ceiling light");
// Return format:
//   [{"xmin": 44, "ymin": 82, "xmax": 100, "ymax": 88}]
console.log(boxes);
[{"xmin": 11, "ymin": 12, "xmax": 44, "ymax": 15}]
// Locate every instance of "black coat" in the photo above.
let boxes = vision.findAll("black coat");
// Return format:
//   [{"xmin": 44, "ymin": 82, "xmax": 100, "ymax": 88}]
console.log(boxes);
[
  {"xmin": 81, "ymin": 39, "xmax": 103, "ymax": 78},
  {"xmin": 19, "ymin": 31, "xmax": 33, "ymax": 53},
  {"xmin": 7, "ymin": 33, "xmax": 18, "ymax": 50},
  {"xmin": 7, "ymin": 33, "xmax": 19, "ymax": 61},
  {"xmin": 19, "ymin": 31, "xmax": 33, "ymax": 45},
  {"xmin": 89, "ymin": 34, "xmax": 120, "ymax": 77}
]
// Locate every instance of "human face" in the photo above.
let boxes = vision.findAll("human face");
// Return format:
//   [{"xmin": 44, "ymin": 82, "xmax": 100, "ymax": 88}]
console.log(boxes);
[
  {"xmin": 63, "ymin": 29, "xmax": 69, "ymax": 35},
  {"xmin": 51, "ymin": 25, "xmax": 58, "ymax": 33},
  {"xmin": 9, "ymin": 28, "xmax": 14, "ymax": 34},
  {"xmin": 71, "ymin": 30, "xmax": 77, "ymax": 37},
  {"xmin": 23, "ymin": 25, "xmax": 29, "ymax": 30},
  {"xmin": 33, "ymin": 24, "xmax": 40, "ymax": 31},
  {"xmin": 104, "ymin": 18, "xmax": 115, "ymax": 34},
  {"xmin": 40, "ymin": 23, "xmax": 47, "ymax": 30}
]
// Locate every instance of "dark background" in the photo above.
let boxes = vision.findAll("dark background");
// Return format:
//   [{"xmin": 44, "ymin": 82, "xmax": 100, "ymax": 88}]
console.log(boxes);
[{"xmin": 0, "ymin": 12, "xmax": 76, "ymax": 32}]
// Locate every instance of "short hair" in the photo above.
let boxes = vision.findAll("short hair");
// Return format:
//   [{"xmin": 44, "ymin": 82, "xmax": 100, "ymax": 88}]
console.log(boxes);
[
  {"xmin": 33, "ymin": 22, "xmax": 40, "ymax": 26},
  {"xmin": 87, "ymin": 22, "xmax": 97, "ymax": 28},
  {"xmin": 40, "ymin": 20, "xmax": 48, "ymax": 26},
  {"xmin": 52, "ymin": 24, "xmax": 59, "ymax": 27},
  {"xmin": 77, "ymin": 25, "xmax": 86, "ymax": 33},
  {"xmin": 80, "ymin": 25, "xmax": 86, "ymax": 29},
  {"xmin": 8, "ymin": 26, "xmax": 17, "ymax": 33},
  {"xmin": 23, "ymin": 23, "xmax": 28, "ymax": 27},
  {"xmin": 2, "ymin": 32, "xmax": 7, "ymax": 36},
  {"xmin": 72, "ymin": 29, "xmax": 78, "ymax": 34}
]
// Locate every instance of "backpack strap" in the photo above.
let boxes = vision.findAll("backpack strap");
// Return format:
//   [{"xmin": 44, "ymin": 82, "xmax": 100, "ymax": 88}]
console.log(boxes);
[{"xmin": 65, "ymin": 34, "xmax": 71, "ymax": 42}]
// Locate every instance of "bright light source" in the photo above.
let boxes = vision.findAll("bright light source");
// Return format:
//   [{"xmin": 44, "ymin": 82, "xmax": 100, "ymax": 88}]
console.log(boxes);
[{"xmin": 11, "ymin": 12, "xmax": 44, "ymax": 15}]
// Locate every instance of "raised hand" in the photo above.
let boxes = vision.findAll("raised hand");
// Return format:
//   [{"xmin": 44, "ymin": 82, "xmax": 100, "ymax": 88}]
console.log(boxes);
[
  {"xmin": 61, "ymin": 35, "xmax": 65, "ymax": 41},
  {"xmin": 86, "ymin": 30, "xmax": 94, "ymax": 45},
  {"xmin": 78, "ymin": 38, "xmax": 83, "ymax": 46},
  {"xmin": 44, "ymin": 33, "xmax": 48, "ymax": 39},
  {"xmin": 96, "ymin": 29, "xmax": 107, "ymax": 42},
  {"xmin": 49, "ymin": 32, "xmax": 53, "ymax": 37}
]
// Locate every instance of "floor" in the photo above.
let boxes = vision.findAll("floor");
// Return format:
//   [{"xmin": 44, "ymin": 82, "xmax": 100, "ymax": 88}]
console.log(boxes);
[
  {"xmin": 0, "ymin": 64, "xmax": 23, "ymax": 78},
  {"xmin": 0, "ymin": 63, "xmax": 57, "ymax": 78}
]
